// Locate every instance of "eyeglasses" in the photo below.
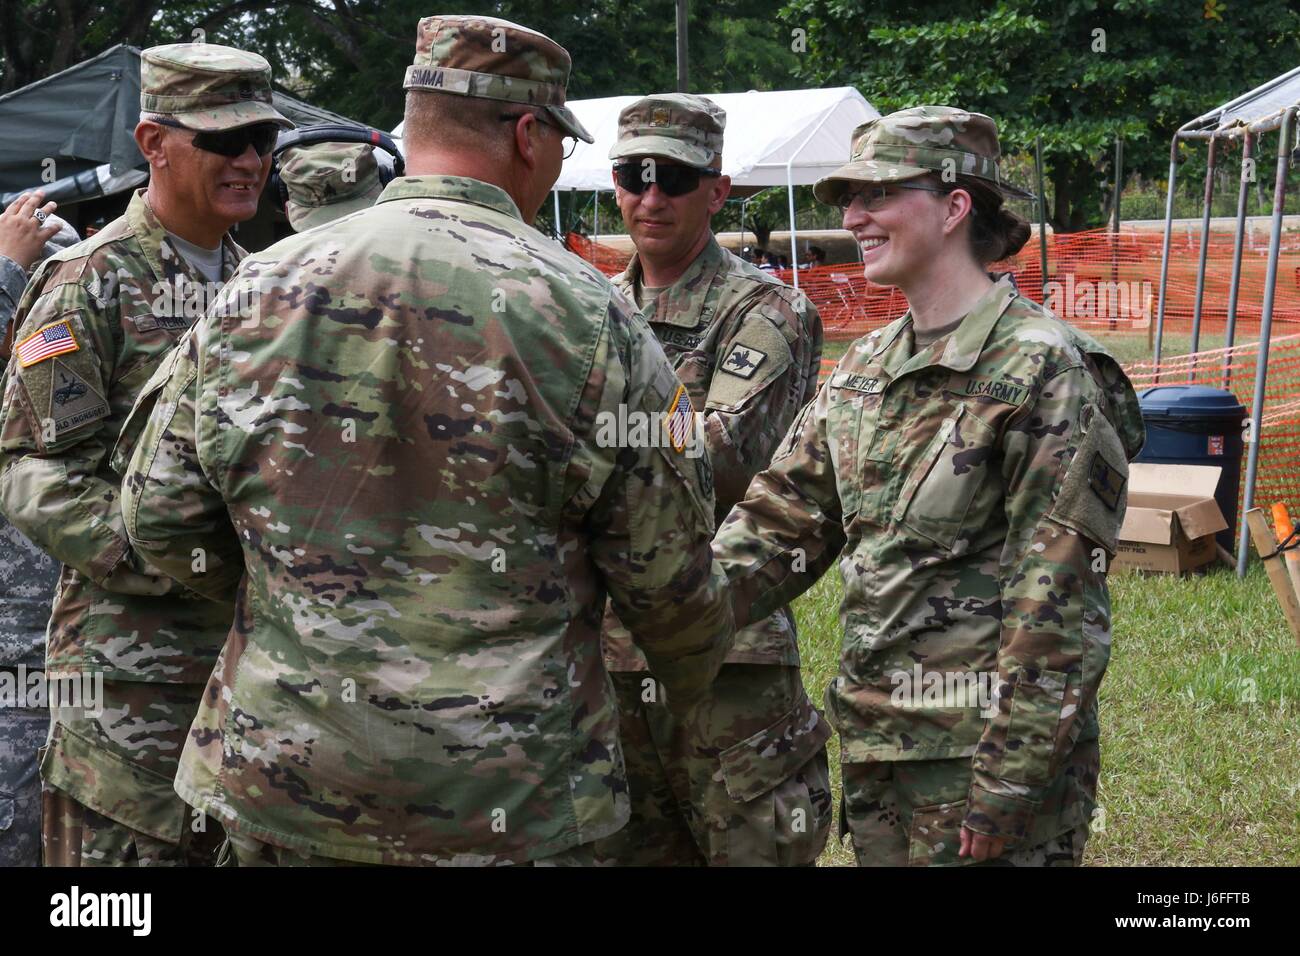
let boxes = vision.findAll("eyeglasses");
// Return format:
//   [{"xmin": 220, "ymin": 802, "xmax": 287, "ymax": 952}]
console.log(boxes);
[
  {"xmin": 612, "ymin": 162, "xmax": 722, "ymax": 197},
  {"xmin": 150, "ymin": 117, "xmax": 279, "ymax": 158},
  {"xmin": 499, "ymin": 111, "xmax": 578, "ymax": 159},
  {"xmin": 837, "ymin": 182, "xmax": 949, "ymax": 211}
]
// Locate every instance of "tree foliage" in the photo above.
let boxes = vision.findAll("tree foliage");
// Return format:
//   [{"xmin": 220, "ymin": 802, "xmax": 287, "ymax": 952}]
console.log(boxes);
[{"xmin": 778, "ymin": 0, "xmax": 1300, "ymax": 229}]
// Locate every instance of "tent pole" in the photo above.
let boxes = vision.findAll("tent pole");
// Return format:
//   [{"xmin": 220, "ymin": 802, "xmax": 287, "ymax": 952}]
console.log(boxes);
[
  {"xmin": 593, "ymin": 190, "xmax": 599, "ymax": 245},
  {"xmin": 1188, "ymin": 136, "xmax": 1219, "ymax": 376},
  {"xmin": 1035, "ymin": 136, "xmax": 1048, "ymax": 300},
  {"xmin": 1236, "ymin": 106, "xmax": 1296, "ymax": 578},
  {"xmin": 553, "ymin": 190, "xmax": 562, "ymax": 242},
  {"xmin": 1223, "ymin": 132, "xmax": 1253, "ymax": 389},
  {"xmin": 786, "ymin": 161, "xmax": 799, "ymax": 290},
  {"xmin": 1154, "ymin": 131, "xmax": 1182, "ymax": 375}
]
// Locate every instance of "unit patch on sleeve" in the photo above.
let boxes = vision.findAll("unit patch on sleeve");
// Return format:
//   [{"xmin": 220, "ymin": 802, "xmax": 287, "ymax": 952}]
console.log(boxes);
[
  {"xmin": 1088, "ymin": 451, "xmax": 1125, "ymax": 511},
  {"xmin": 47, "ymin": 360, "xmax": 109, "ymax": 435},
  {"xmin": 719, "ymin": 343, "xmax": 767, "ymax": 379},
  {"xmin": 16, "ymin": 319, "xmax": 80, "ymax": 367}
]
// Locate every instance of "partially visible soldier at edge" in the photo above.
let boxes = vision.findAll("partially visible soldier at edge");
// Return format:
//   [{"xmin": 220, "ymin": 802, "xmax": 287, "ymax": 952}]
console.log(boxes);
[
  {"xmin": 278, "ymin": 141, "xmax": 384, "ymax": 232},
  {"xmin": 120, "ymin": 14, "xmax": 733, "ymax": 867},
  {"xmin": 0, "ymin": 44, "xmax": 292, "ymax": 866},
  {"xmin": 592, "ymin": 93, "xmax": 831, "ymax": 867},
  {"xmin": 0, "ymin": 190, "xmax": 78, "ymax": 866}
]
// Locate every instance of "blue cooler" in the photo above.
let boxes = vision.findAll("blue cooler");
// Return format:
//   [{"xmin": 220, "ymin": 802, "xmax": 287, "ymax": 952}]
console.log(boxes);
[{"xmin": 1135, "ymin": 385, "xmax": 1247, "ymax": 553}]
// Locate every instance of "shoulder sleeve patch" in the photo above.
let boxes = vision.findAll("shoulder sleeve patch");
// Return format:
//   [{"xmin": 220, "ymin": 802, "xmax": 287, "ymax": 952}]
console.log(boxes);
[
  {"xmin": 16, "ymin": 318, "xmax": 79, "ymax": 367},
  {"xmin": 47, "ymin": 360, "xmax": 109, "ymax": 437},
  {"xmin": 705, "ymin": 313, "xmax": 794, "ymax": 412}
]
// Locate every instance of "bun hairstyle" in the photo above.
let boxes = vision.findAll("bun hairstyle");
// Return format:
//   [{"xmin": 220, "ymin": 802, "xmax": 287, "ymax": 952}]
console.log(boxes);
[{"xmin": 928, "ymin": 174, "xmax": 1032, "ymax": 264}]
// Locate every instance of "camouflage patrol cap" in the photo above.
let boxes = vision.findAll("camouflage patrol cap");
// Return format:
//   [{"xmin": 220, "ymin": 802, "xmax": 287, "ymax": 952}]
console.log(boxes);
[
  {"xmin": 403, "ymin": 15, "xmax": 593, "ymax": 144},
  {"xmin": 140, "ymin": 43, "xmax": 293, "ymax": 132},
  {"xmin": 609, "ymin": 93, "xmax": 725, "ymax": 168},
  {"xmin": 280, "ymin": 142, "xmax": 383, "ymax": 232},
  {"xmin": 814, "ymin": 105, "xmax": 1034, "ymax": 205}
]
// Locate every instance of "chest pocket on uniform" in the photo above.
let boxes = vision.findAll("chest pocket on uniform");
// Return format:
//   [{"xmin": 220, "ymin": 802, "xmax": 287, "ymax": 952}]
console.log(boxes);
[
  {"xmin": 894, "ymin": 404, "xmax": 997, "ymax": 553},
  {"xmin": 826, "ymin": 382, "xmax": 878, "ymax": 520}
]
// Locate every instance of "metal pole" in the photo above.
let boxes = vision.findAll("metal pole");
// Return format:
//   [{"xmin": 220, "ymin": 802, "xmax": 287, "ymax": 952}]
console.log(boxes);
[
  {"xmin": 675, "ymin": 0, "xmax": 689, "ymax": 93},
  {"xmin": 1110, "ymin": 137, "xmax": 1123, "ymax": 331},
  {"xmin": 1035, "ymin": 135, "xmax": 1048, "ymax": 299},
  {"xmin": 1236, "ymin": 107, "xmax": 1296, "ymax": 578},
  {"xmin": 1223, "ymin": 132, "xmax": 1254, "ymax": 389},
  {"xmin": 1188, "ymin": 137, "xmax": 1219, "ymax": 374},
  {"xmin": 786, "ymin": 162, "xmax": 800, "ymax": 290},
  {"xmin": 553, "ymin": 190, "xmax": 562, "ymax": 241},
  {"xmin": 593, "ymin": 190, "xmax": 599, "ymax": 245},
  {"xmin": 1154, "ymin": 134, "xmax": 1181, "ymax": 374}
]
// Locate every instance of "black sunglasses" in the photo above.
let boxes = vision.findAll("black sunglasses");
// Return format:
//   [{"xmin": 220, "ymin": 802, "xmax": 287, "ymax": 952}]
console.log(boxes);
[
  {"xmin": 151, "ymin": 117, "xmax": 279, "ymax": 158},
  {"xmin": 499, "ymin": 112, "xmax": 578, "ymax": 159},
  {"xmin": 613, "ymin": 161, "xmax": 721, "ymax": 197}
]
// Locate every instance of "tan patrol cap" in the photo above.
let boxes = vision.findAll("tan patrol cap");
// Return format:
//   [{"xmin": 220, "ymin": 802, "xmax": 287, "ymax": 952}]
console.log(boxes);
[
  {"xmin": 403, "ymin": 15, "xmax": 593, "ymax": 144},
  {"xmin": 609, "ymin": 93, "xmax": 725, "ymax": 168},
  {"xmin": 280, "ymin": 142, "xmax": 383, "ymax": 232},
  {"xmin": 814, "ymin": 105, "xmax": 1034, "ymax": 205},
  {"xmin": 140, "ymin": 43, "xmax": 293, "ymax": 132}
]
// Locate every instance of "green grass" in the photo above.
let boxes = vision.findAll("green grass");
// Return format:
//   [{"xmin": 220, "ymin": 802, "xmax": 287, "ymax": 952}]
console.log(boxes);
[{"xmin": 794, "ymin": 561, "xmax": 1300, "ymax": 866}]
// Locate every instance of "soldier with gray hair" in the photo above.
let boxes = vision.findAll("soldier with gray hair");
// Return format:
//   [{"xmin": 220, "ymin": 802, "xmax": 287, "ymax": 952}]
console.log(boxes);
[
  {"xmin": 0, "ymin": 42, "xmax": 292, "ymax": 866},
  {"xmin": 119, "ymin": 14, "xmax": 732, "ymax": 867}
]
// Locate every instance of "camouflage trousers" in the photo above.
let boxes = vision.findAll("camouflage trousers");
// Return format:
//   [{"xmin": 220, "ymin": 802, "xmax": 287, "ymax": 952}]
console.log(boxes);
[
  {"xmin": 41, "ymin": 678, "xmax": 222, "ymax": 866},
  {"xmin": 219, "ymin": 830, "xmax": 607, "ymax": 867},
  {"xmin": 839, "ymin": 743, "xmax": 1099, "ymax": 867},
  {"xmin": 590, "ymin": 664, "xmax": 833, "ymax": 866},
  {"xmin": 0, "ymin": 669, "xmax": 49, "ymax": 866}
]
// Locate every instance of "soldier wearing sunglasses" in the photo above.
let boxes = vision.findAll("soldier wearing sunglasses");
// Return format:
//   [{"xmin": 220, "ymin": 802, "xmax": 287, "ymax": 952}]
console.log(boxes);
[
  {"xmin": 0, "ymin": 42, "xmax": 291, "ymax": 867},
  {"xmin": 593, "ymin": 93, "xmax": 830, "ymax": 867}
]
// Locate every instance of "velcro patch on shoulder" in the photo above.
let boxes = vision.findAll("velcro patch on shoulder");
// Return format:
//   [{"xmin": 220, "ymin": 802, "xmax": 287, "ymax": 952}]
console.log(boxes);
[
  {"xmin": 16, "ymin": 318, "xmax": 79, "ymax": 367},
  {"xmin": 1088, "ymin": 452, "xmax": 1125, "ymax": 511},
  {"xmin": 719, "ymin": 343, "xmax": 767, "ymax": 378},
  {"xmin": 665, "ymin": 383, "xmax": 693, "ymax": 453},
  {"xmin": 960, "ymin": 375, "xmax": 1028, "ymax": 407},
  {"xmin": 46, "ymin": 360, "xmax": 109, "ymax": 436}
]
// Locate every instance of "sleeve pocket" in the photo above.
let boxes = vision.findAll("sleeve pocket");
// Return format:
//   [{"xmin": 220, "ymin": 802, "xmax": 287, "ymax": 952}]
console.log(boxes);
[
  {"xmin": 1001, "ymin": 667, "xmax": 1069, "ymax": 785},
  {"xmin": 1048, "ymin": 402, "xmax": 1129, "ymax": 554}
]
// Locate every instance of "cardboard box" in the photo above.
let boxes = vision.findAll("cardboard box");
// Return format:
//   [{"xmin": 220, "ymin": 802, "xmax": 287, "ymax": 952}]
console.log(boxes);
[{"xmin": 1112, "ymin": 464, "xmax": 1229, "ymax": 574}]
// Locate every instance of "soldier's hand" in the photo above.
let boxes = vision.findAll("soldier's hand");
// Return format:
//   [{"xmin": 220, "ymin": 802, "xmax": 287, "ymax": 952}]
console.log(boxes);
[
  {"xmin": 959, "ymin": 825, "xmax": 1007, "ymax": 862},
  {"xmin": 0, "ymin": 192, "xmax": 62, "ymax": 272}
]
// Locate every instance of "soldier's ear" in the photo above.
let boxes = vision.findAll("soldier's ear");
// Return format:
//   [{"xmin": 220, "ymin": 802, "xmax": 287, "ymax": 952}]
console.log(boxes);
[
  {"xmin": 708, "ymin": 174, "xmax": 730, "ymax": 214},
  {"xmin": 135, "ymin": 121, "xmax": 170, "ymax": 169}
]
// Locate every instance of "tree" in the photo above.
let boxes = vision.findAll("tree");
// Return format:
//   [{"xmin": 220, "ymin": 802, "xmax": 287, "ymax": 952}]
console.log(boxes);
[{"xmin": 778, "ymin": 0, "xmax": 1300, "ymax": 230}]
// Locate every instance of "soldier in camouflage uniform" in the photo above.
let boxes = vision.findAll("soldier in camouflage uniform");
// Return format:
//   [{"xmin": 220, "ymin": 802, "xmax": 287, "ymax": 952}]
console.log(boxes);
[
  {"xmin": 0, "ymin": 44, "xmax": 292, "ymax": 866},
  {"xmin": 592, "ymin": 94, "xmax": 831, "ymax": 866},
  {"xmin": 279, "ymin": 142, "xmax": 384, "ymax": 232},
  {"xmin": 119, "ymin": 15, "xmax": 733, "ymax": 867},
  {"xmin": 712, "ymin": 107, "xmax": 1146, "ymax": 866},
  {"xmin": 0, "ymin": 191, "xmax": 78, "ymax": 866}
]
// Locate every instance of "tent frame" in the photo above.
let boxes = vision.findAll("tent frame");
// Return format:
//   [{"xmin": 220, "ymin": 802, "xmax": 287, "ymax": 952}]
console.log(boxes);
[{"xmin": 1153, "ymin": 104, "xmax": 1298, "ymax": 576}]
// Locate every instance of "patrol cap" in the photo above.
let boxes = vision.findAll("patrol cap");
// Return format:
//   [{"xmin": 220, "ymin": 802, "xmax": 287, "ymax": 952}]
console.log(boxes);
[
  {"xmin": 609, "ymin": 93, "xmax": 725, "ymax": 168},
  {"xmin": 813, "ymin": 105, "xmax": 1034, "ymax": 205},
  {"xmin": 140, "ymin": 43, "xmax": 293, "ymax": 132},
  {"xmin": 280, "ymin": 142, "xmax": 383, "ymax": 232},
  {"xmin": 403, "ymin": 15, "xmax": 593, "ymax": 144}
]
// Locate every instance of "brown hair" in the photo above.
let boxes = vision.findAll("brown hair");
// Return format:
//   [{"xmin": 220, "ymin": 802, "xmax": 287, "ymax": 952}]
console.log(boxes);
[{"xmin": 925, "ymin": 173, "xmax": 1031, "ymax": 264}]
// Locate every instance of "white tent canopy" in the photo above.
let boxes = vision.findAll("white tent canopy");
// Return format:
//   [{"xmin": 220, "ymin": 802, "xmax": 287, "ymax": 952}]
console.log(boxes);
[
  {"xmin": 391, "ymin": 86, "xmax": 875, "ymax": 189},
  {"xmin": 393, "ymin": 87, "xmax": 876, "ymax": 285},
  {"xmin": 551, "ymin": 86, "xmax": 876, "ymax": 190},
  {"xmin": 1186, "ymin": 64, "xmax": 1300, "ymax": 132}
]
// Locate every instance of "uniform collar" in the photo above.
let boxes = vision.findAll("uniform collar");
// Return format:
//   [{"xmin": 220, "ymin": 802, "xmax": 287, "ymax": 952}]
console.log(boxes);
[
  {"xmin": 126, "ymin": 189, "xmax": 241, "ymax": 286},
  {"xmin": 376, "ymin": 175, "xmax": 523, "ymax": 222},
  {"xmin": 617, "ymin": 234, "xmax": 728, "ymax": 328},
  {"xmin": 873, "ymin": 273, "xmax": 1020, "ymax": 379}
]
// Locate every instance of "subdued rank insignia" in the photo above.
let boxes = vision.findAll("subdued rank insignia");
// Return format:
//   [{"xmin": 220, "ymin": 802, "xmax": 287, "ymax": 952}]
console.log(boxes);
[
  {"xmin": 47, "ymin": 361, "xmax": 109, "ymax": 436},
  {"xmin": 1088, "ymin": 452, "xmax": 1125, "ymax": 511},
  {"xmin": 665, "ymin": 383, "xmax": 693, "ymax": 453},
  {"xmin": 720, "ymin": 343, "xmax": 767, "ymax": 379}
]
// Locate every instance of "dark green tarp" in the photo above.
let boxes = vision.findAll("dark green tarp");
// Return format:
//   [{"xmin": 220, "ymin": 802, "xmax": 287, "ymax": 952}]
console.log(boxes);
[{"xmin": 0, "ymin": 44, "xmax": 360, "ymax": 196}]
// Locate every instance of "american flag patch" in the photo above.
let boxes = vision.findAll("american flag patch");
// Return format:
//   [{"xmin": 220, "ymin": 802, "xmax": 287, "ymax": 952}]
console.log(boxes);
[
  {"xmin": 665, "ymin": 383, "xmax": 693, "ymax": 453},
  {"xmin": 16, "ymin": 319, "xmax": 79, "ymax": 368}
]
